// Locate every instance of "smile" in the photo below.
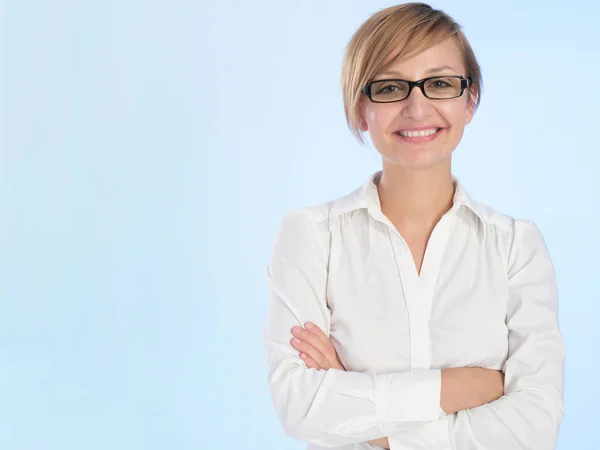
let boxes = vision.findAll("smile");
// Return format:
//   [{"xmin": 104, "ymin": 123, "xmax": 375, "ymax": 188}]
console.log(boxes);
[
  {"xmin": 396, "ymin": 127, "xmax": 441, "ymax": 138},
  {"xmin": 394, "ymin": 127, "xmax": 444, "ymax": 142}
]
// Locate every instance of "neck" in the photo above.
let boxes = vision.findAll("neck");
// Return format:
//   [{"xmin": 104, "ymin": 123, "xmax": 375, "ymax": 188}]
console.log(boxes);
[{"xmin": 376, "ymin": 161, "xmax": 455, "ymax": 231}]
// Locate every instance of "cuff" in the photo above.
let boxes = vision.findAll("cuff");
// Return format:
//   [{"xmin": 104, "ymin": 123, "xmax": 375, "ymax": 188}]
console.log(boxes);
[
  {"xmin": 387, "ymin": 417, "xmax": 451, "ymax": 450},
  {"xmin": 376, "ymin": 368, "xmax": 442, "ymax": 423}
]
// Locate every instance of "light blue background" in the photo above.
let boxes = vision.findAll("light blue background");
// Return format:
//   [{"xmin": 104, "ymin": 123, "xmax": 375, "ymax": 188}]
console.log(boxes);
[{"xmin": 1, "ymin": 1, "xmax": 598, "ymax": 449}]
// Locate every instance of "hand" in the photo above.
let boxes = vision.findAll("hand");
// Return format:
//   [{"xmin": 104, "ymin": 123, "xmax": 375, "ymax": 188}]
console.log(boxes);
[
  {"xmin": 441, "ymin": 367, "xmax": 505, "ymax": 413},
  {"xmin": 290, "ymin": 322, "xmax": 345, "ymax": 371},
  {"xmin": 367, "ymin": 437, "xmax": 390, "ymax": 449}
]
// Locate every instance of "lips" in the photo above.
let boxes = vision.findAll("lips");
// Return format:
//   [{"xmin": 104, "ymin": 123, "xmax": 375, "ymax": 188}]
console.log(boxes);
[
  {"xmin": 395, "ymin": 127, "xmax": 442, "ymax": 138},
  {"xmin": 393, "ymin": 127, "xmax": 445, "ymax": 143}
]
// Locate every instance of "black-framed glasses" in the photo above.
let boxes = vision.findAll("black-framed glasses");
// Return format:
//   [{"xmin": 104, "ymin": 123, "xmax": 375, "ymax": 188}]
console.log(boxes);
[{"xmin": 362, "ymin": 75, "xmax": 472, "ymax": 103}]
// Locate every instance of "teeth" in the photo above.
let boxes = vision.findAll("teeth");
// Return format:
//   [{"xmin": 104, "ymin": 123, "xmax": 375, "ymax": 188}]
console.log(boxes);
[{"xmin": 398, "ymin": 128, "xmax": 439, "ymax": 138}]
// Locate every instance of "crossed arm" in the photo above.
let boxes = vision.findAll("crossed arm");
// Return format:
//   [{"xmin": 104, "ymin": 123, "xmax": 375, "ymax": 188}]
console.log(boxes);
[
  {"xmin": 263, "ymin": 210, "xmax": 565, "ymax": 449},
  {"xmin": 290, "ymin": 321, "xmax": 506, "ymax": 449}
]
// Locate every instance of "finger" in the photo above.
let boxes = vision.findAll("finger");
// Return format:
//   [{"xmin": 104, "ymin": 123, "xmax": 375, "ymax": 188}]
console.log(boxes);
[
  {"xmin": 290, "ymin": 337, "xmax": 329, "ymax": 368},
  {"xmin": 303, "ymin": 322, "xmax": 338, "ymax": 362},
  {"xmin": 304, "ymin": 322, "xmax": 331, "ymax": 343},
  {"xmin": 299, "ymin": 353, "xmax": 320, "ymax": 370},
  {"xmin": 292, "ymin": 326, "xmax": 328, "ymax": 357},
  {"xmin": 290, "ymin": 337, "xmax": 329, "ymax": 367}
]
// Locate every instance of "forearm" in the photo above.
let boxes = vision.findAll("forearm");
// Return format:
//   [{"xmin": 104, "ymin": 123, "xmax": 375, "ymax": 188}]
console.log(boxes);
[
  {"xmin": 265, "ymin": 350, "xmax": 442, "ymax": 447},
  {"xmin": 449, "ymin": 386, "xmax": 564, "ymax": 449},
  {"xmin": 367, "ymin": 437, "xmax": 390, "ymax": 449},
  {"xmin": 271, "ymin": 335, "xmax": 503, "ymax": 447},
  {"xmin": 440, "ymin": 367, "xmax": 504, "ymax": 414},
  {"xmin": 379, "ymin": 367, "xmax": 504, "ymax": 450}
]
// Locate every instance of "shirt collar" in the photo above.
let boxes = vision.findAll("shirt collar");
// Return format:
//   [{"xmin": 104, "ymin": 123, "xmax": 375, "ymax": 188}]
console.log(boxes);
[{"xmin": 328, "ymin": 170, "xmax": 487, "ymax": 242}]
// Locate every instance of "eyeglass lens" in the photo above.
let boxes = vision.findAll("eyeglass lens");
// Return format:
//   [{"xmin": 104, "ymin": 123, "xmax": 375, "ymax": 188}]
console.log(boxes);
[{"xmin": 369, "ymin": 77, "xmax": 463, "ymax": 102}]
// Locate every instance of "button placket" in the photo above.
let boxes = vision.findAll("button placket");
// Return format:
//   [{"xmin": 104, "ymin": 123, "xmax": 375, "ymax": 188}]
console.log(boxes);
[
  {"xmin": 386, "ymin": 213, "xmax": 459, "ymax": 370},
  {"xmin": 384, "ymin": 224, "xmax": 421, "ymax": 371},
  {"xmin": 415, "ymin": 213, "xmax": 459, "ymax": 368}
]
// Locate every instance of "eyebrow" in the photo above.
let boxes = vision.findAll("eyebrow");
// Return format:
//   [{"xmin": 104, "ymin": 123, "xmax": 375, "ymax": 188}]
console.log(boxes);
[{"xmin": 379, "ymin": 65, "xmax": 459, "ymax": 78}]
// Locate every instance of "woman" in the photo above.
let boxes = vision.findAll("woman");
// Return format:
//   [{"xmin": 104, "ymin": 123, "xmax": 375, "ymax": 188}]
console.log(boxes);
[{"xmin": 262, "ymin": 3, "xmax": 565, "ymax": 449}]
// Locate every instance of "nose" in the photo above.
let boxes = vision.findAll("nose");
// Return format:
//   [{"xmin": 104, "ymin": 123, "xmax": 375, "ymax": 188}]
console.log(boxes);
[{"xmin": 401, "ymin": 85, "xmax": 433, "ymax": 120}]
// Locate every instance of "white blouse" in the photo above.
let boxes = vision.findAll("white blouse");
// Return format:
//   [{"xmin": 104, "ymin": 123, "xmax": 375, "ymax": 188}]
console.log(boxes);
[{"xmin": 262, "ymin": 171, "xmax": 565, "ymax": 450}]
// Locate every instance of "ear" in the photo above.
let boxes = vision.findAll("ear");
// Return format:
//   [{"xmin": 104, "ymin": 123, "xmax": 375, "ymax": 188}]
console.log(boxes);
[
  {"xmin": 359, "ymin": 116, "xmax": 368, "ymax": 132},
  {"xmin": 465, "ymin": 84, "xmax": 478, "ymax": 125},
  {"xmin": 358, "ymin": 97, "xmax": 369, "ymax": 132}
]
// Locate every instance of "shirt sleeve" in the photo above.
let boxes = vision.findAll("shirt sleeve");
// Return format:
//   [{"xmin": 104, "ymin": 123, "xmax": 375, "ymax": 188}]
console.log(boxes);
[
  {"xmin": 447, "ymin": 220, "xmax": 566, "ymax": 450},
  {"xmin": 262, "ymin": 209, "xmax": 443, "ymax": 448}
]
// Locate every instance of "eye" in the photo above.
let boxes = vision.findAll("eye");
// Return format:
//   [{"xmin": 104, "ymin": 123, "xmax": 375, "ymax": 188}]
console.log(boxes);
[
  {"xmin": 375, "ymin": 82, "xmax": 406, "ymax": 94},
  {"xmin": 427, "ymin": 78, "xmax": 455, "ymax": 89}
]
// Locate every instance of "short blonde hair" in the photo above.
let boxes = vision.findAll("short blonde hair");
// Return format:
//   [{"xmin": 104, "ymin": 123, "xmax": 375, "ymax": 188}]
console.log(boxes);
[{"xmin": 341, "ymin": 3, "xmax": 482, "ymax": 145}]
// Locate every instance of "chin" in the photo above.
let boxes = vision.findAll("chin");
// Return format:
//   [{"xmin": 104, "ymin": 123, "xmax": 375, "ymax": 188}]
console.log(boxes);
[{"xmin": 381, "ymin": 148, "xmax": 452, "ymax": 170}]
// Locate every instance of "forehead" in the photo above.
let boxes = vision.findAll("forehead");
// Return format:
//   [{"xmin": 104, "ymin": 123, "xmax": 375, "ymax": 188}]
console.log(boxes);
[{"xmin": 379, "ymin": 38, "xmax": 466, "ymax": 79}]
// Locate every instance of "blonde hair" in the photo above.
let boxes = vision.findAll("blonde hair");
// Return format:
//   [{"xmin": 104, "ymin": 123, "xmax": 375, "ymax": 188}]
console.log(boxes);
[{"xmin": 341, "ymin": 3, "xmax": 482, "ymax": 145}]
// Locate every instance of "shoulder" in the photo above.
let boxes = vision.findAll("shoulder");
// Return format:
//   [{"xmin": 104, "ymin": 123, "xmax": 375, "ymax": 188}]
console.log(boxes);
[
  {"xmin": 471, "ymin": 199, "xmax": 551, "ymax": 272},
  {"xmin": 270, "ymin": 193, "xmax": 354, "ymax": 265},
  {"xmin": 471, "ymin": 198, "xmax": 543, "ymax": 239},
  {"xmin": 276, "ymin": 184, "xmax": 364, "ymax": 235}
]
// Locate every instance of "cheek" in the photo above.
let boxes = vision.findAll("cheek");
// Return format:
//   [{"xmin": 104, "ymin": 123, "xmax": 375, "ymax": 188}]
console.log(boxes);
[
  {"xmin": 364, "ymin": 107, "xmax": 380, "ymax": 125},
  {"xmin": 442, "ymin": 102, "xmax": 470, "ymax": 127},
  {"xmin": 365, "ymin": 105, "xmax": 395, "ymax": 131}
]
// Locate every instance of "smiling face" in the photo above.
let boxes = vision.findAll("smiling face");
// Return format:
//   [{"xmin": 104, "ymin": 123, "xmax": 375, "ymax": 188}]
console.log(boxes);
[{"xmin": 359, "ymin": 37, "xmax": 476, "ymax": 170}]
